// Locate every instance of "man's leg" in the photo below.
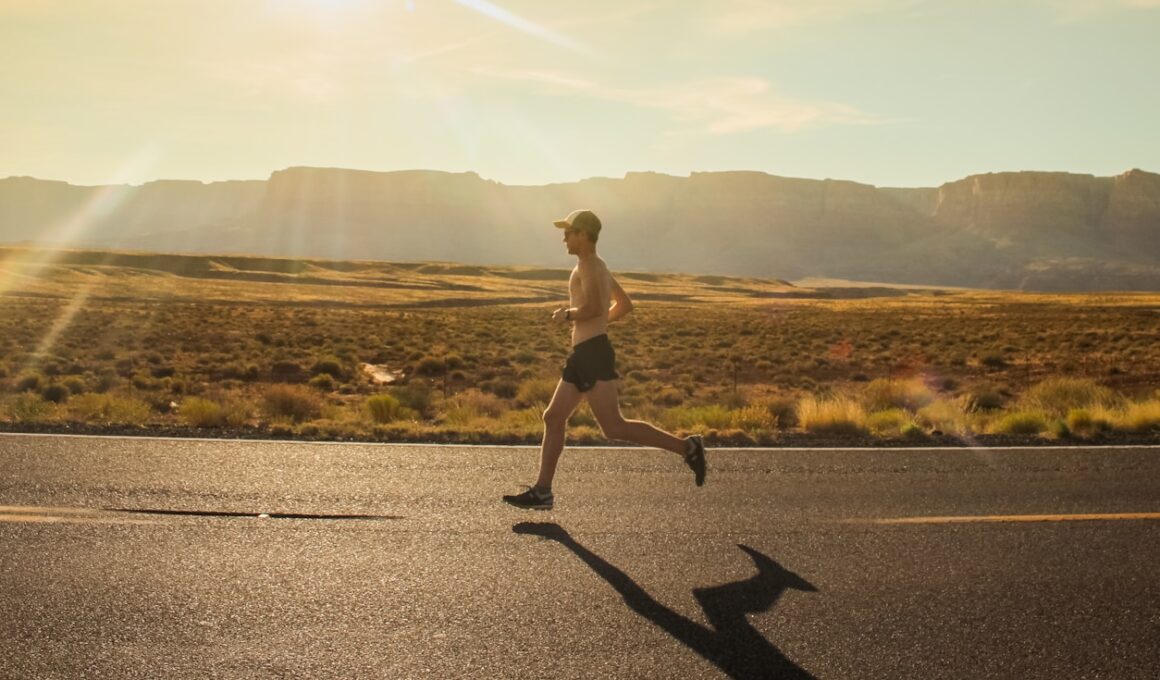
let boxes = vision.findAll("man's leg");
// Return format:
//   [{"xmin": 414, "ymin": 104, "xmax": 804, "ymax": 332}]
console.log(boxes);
[
  {"xmin": 535, "ymin": 379, "xmax": 584, "ymax": 488},
  {"xmin": 588, "ymin": 380, "xmax": 707, "ymax": 486},
  {"xmin": 586, "ymin": 380, "xmax": 685, "ymax": 455}
]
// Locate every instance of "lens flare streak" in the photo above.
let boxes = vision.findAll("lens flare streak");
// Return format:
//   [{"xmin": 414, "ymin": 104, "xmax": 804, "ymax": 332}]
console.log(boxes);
[{"xmin": 454, "ymin": 0, "xmax": 590, "ymax": 53}]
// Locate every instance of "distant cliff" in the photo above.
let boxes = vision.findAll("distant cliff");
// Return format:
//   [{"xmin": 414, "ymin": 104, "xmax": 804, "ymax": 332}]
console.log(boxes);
[{"xmin": 1, "ymin": 167, "xmax": 1157, "ymax": 290}]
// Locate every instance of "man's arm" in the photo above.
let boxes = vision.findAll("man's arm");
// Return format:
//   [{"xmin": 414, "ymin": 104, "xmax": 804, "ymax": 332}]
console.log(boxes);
[{"xmin": 607, "ymin": 274, "xmax": 633, "ymax": 323}]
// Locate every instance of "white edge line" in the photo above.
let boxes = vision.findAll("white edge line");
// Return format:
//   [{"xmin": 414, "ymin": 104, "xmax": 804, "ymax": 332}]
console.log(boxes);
[{"xmin": 1, "ymin": 431, "xmax": 1159, "ymax": 452}]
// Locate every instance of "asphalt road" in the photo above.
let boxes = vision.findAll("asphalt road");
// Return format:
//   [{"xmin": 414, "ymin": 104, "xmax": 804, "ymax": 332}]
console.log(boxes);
[{"xmin": 2, "ymin": 434, "xmax": 1159, "ymax": 679}]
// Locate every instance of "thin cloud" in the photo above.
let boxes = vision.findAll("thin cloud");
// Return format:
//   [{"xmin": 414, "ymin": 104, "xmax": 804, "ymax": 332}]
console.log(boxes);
[{"xmin": 475, "ymin": 68, "xmax": 887, "ymax": 133}]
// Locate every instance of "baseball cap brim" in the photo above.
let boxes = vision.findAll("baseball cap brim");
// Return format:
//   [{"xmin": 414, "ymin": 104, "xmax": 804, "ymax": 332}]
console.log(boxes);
[{"xmin": 552, "ymin": 219, "xmax": 571, "ymax": 229}]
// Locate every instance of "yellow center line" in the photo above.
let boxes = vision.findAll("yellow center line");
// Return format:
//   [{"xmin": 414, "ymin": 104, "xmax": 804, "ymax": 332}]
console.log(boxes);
[
  {"xmin": 0, "ymin": 505, "xmax": 156, "ymax": 525},
  {"xmin": 856, "ymin": 512, "xmax": 1160, "ymax": 525},
  {"xmin": 0, "ymin": 505, "xmax": 105, "ymax": 515}
]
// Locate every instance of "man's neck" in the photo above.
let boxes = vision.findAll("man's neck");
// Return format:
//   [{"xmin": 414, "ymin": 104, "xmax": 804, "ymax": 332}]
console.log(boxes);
[{"xmin": 575, "ymin": 248, "xmax": 597, "ymax": 263}]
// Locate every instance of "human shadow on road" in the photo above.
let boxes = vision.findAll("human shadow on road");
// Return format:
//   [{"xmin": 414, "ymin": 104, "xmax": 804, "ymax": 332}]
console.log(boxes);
[{"xmin": 513, "ymin": 522, "xmax": 817, "ymax": 680}]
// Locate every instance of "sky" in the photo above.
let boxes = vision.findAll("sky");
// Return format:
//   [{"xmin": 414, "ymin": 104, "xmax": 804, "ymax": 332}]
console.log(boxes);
[{"xmin": 1, "ymin": 0, "xmax": 1158, "ymax": 188}]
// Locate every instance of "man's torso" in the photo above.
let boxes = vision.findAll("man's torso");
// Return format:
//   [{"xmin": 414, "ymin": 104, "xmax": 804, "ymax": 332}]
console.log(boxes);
[{"xmin": 569, "ymin": 257, "xmax": 611, "ymax": 346}]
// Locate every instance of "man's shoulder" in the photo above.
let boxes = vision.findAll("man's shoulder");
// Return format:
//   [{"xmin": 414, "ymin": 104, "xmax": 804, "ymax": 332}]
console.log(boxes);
[{"xmin": 578, "ymin": 255, "xmax": 610, "ymax": 272}]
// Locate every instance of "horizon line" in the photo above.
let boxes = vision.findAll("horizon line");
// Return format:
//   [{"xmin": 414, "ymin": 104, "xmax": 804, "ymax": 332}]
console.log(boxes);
[{"xmin": 3, "ymin": 165, "xmax": 1154, "ymax": 191}]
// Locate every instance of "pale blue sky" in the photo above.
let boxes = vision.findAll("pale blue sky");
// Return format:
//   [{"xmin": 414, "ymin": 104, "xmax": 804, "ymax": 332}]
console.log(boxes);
[{"xmin": 1, "ymin": 0, "xmax": 1157, "ymax": 188}]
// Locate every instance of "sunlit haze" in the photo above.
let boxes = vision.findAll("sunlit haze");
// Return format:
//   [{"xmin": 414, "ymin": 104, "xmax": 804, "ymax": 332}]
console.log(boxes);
[{"xmin": 1, "ymin": 0, "xmax": 1158, "ymax": 187}]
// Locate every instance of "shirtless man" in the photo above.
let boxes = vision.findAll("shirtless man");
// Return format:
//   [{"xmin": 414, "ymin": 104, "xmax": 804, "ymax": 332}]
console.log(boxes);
[{"xmin": 503, "ymin": 209, "xmax": 707, "ymax": 510}]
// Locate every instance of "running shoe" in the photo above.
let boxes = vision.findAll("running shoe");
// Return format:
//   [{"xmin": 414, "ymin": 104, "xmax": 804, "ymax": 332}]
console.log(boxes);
[
  {"xmin": 503, "ymin": 487, "xmax": 554, "ymax": 510},
  {"xmin": 685, "ymin": 435, "xmax": 707, "ymax": 486}
]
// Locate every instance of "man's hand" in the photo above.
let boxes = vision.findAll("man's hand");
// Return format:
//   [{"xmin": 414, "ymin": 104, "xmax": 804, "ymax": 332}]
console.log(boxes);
[{"xmin": 552, "ymin": 307, "xmax": 571, "ymax": 323}]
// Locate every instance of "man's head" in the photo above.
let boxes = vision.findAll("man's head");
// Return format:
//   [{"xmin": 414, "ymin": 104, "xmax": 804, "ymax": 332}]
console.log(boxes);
[{"xmin": 553, "ymin": 209, "xmax": 602, "ymax": 244}]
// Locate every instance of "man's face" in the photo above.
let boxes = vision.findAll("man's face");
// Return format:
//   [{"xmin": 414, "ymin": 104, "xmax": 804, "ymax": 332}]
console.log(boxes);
[{"xmin": 563, "ymin": 227, "xmax": 586, "ymax": 253}]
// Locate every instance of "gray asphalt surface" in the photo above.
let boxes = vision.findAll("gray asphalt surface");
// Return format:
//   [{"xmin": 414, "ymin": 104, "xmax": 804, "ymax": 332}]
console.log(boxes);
[{"xmin": 2, "ymin": 434, "xmax": 1159, "ymax": 679}]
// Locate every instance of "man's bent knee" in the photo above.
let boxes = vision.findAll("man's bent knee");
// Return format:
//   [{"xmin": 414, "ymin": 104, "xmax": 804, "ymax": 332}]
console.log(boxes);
[{"xmin": 543, "ymin": 407, "xmax": 570, "ymax": 428}]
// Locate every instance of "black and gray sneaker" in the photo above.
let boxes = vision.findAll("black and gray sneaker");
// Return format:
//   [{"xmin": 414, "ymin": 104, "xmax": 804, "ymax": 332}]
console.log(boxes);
[
  {"xmin": 684, "ymin": 435, "xmax": 706, "ymax": 486},
  {"xmin": 503, "ymin": 487, "xmax": 554, "ymax": 510}
]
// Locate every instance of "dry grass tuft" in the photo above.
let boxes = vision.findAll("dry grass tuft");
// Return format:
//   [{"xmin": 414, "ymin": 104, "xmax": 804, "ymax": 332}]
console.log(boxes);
[
  {"xmin": 797, "ymin": 396, "xmax": 868, "ymax": 435},
  {"xmin": 1019, "ymin": 378, "xmax": 1119, "ymax": 418},
  {"xmin": 862, "ymin": 378, "xmax": 936, "ymax": 412},
  {"xmin": 1116, "ymin": 400, "xmax": 1160, "ymax": 433}
]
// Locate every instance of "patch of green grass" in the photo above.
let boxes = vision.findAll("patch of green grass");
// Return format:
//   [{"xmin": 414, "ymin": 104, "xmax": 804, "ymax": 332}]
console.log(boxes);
[
  {"xmin": 988, "ymin": 410, "xmax": 1049, "ymax": 435},
  {"xmin": 179, "ymin": 397, "xmax": 226, "ymax": 428},
  {"xmin": 661, "ymin": 404, "xmax": 734, "ymax": 431},
  {"xmin": 866, "ymin": 408, "xmax": 912, "ymax": 436},
  {"xmin": 3, "ymin": 393, "xmax": 55, "ymax": 422},
  {"xmin": 65, "ymin": 393, "xmax": 153, "ymax": 424}
]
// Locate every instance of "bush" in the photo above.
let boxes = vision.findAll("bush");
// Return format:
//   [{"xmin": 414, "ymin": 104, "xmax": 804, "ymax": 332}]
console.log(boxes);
[
  {"xmin": 180, "ymin": 397, "xmax": 225, "ymax": 428},
  {"xmin": 515, "ymin": 377, "xmax": 558, "ymax": 407},
  {"xmin": 63, "ymin": 377, "xmax": 87, "ymax": 395},
  {"xmin": 220, "ymin": 363, "xmax": 261, "ymax": 382},
  {"xmin": 270, "ymin": 361, "xmax": 304, "ymax": 383},
  {"xmin": 415, "ymin": 356, "xmax": 447, "ymax": 376},
  {"xmin": 981, "ymin": 353, "xmax": 1008, "ymax": 369},
  {"xmin": 796, "ymin": 396, "xmax": 868, "ymax": 436},
  {"xmin": 988, "ymin": 411, "xmax": 1048, "ymax": 435},
  {"xmin": 366, "ymin": 394, "xmax": 404, "ymax": 424},
  {"xmin": 309, "ymin": 374, "xmax": 337, "ymax": 392},
  {"xmin": 444, "ymin": 389, "xmax": 506, "ymax": 425},
  {"xmin": 655, "ymin": 387, "xmax": 685, "ymax": 407},
  {"xmin": 753, "ymin": 396, "xmax": 799, "ymax": 430},
  {"xmin": 392, "ymin": 383, "xmax": 433, "ymax": 417},
  {"xmin": 731, "ymin": 404, "xmax": 777, "ymax": 432},
  {"xmin": 1020, "ymin": 378, "xmax": 1119, "ymax": 418},
  {"xmin": 41, "ymin": 383, "xmax": 70, "ymax": 404},
  {"xmin": 483, "ymin": 378, "xmax": 519, "ymax": 399},
  {"xmin": 967, "ymin": 387, "xmax": 1005, "ymax": 412},
  {"xmin": 862, "ymin": 379, "xmax": 935, "ymax": 412},
  {"xmin": 263, "ymin": 384, "xmax": 322, "ymax": 423},
  {"xmin": 150, "ymin": 365, "xmax": 176, "ymax": 379},
  {"xmin": 311, "ymin": 356, "xmax": 348, "ymax": 380},
  {"xmin": 15, "ymin": 373, "xmax": 42, "ymax": 393}
]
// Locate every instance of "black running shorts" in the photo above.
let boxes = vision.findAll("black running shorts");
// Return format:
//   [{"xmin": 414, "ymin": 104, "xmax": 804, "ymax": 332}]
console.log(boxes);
[{"xmin": 562, "ymin": 334, "xmax": 619, "ymax": 392}]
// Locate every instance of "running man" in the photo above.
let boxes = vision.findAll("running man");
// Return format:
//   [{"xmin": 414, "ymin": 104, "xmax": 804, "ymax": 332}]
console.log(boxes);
[{"xmin": 503, "ymin": 209, "xmax": 707, "ymax": 510}]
